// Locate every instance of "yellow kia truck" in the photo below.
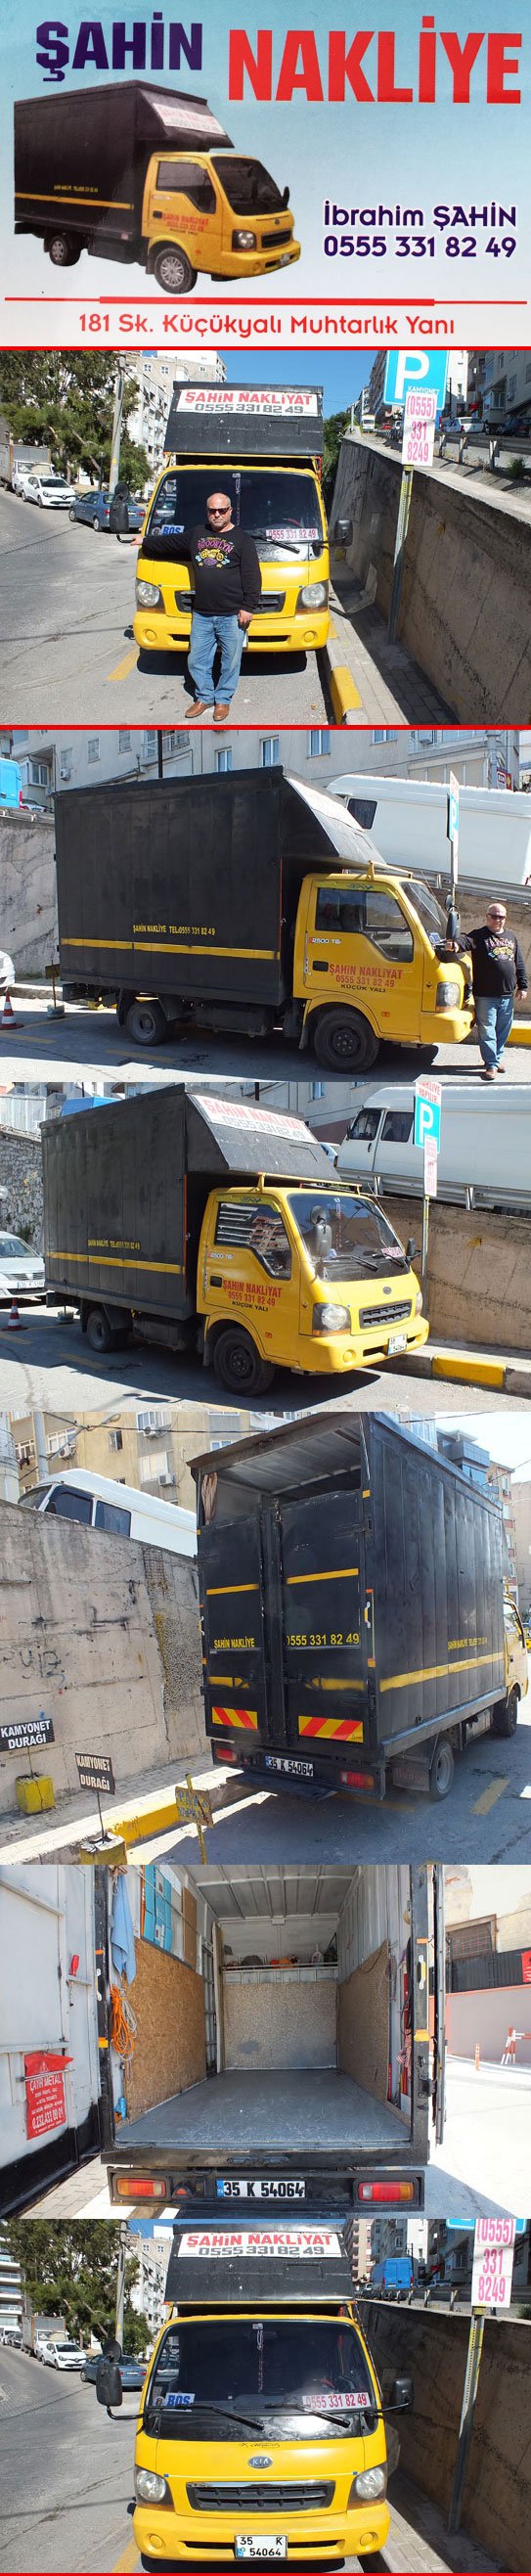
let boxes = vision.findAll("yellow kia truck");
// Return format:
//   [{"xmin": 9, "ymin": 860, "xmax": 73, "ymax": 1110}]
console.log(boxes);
[
  {"xmin": 14, "ymin": 84, "xmax": 299, "ymax": 295},
  {"xmin": 95, "ymin": 2219, "xmax": 413, "ymax": 2571},
  {"xmin": 54, "ymin": 767, "xmax": 473, "ymax": 1073},
  {"xmin": 41, "ymin": 1086, "xmax": 428, "ymax": 1397},
  {"xmin": 134, "ymin": 381, "xmax": 330, "ymax": 655}
]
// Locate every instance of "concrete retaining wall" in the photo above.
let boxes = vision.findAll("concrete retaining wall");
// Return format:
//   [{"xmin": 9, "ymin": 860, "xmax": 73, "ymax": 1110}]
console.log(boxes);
[
  {"xmin": 0, "ymin": 814, "xmax": 58, "ymax": 975},
  {"xmin": 448, "ymin": 1986, "xmax": 531, "ymax": 2067},
  {"xmin": 359, "ymin": 2302, "xmax": 531, "ymax": 2573},
  {"xmin": 0, "ymin": 1133, "xmax": 43, "ymax": 1243},
  {"xmin": 331, "ymin": 433, "xmax": 531, "ymax": 723},
  {"xmin": 0, "ymin": 1501, "xmax": 204, "ymax": 1814},
  {"xmin": 383, "ymin": 1193, "xmax": 531, "ymax": 1353}
]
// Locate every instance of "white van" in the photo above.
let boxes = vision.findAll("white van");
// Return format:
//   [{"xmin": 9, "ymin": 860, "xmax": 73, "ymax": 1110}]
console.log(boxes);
[
  {"xmin": 331, "ymin": 773, "xmax": 531, "ymax": 891},
  {"xmin": 19, "ymin": 1466, "xmax": 197, "ymax": 1557},
  {"xmin": 336, "ymin": 1082, "xmax": 531, "ymax": 1211}
]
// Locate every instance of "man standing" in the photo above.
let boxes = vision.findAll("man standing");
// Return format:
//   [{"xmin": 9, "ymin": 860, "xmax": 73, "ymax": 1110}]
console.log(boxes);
[
  {"xmin": 183, "ymin": 491, "xmax": 261, "ymax": 723},
  {"xmin": 468, "ymin": 900, "xmax": 528, "ymax": 1079}
]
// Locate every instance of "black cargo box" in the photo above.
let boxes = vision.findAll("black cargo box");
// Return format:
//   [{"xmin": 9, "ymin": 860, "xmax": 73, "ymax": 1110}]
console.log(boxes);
[
  {"xmin": 164, "ymin": 382, "xmax": 324, "ymax": 459},
  {"xmin": 164, "ymin": 2218, "xmax": 353, "ymax": 2308},
  {"xmin": 15, "ymin": 83, "xmax": 232, "ymax": 241}
]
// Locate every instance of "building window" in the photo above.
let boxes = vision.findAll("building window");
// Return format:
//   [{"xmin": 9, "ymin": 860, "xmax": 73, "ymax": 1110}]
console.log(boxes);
[
  {"xmin": 118, "ymin": 730, "xmax": 131, "ymax": 753},
  {"xmin": 109, "ymin": 1428, "xmax": 123, "ymax": 1452},
  {"xmin": 215, "ymin": 746, "xmax": 233, "ymax": 772},
  {"xmin": 308, "ymin": 729, "xmax": 330, "ymax": 757},
  {"xmin": 144, "ymin": 730, "xmax": 156, "ymax": 758},
  {"xmin": 261, "ymin": 736, "xmax": 281, "ymax": 767},
  {"xmin": 29, "ymin": 758, "xmax": 51, "ymax": 787},
  {"xmin": 136, "ymin": 1406, "xmax": 171, "ymax": 1434},
  {"xmin": 139, "ymin": 1451, "xmax": 173, "ymax": 1486},
  {"xmin": 87, "ymin": 738, "xmax": 100, "ymax": 765},
  {"xmin": 60, "ymin": 750, "xmax": 73, "ymax": 781}
]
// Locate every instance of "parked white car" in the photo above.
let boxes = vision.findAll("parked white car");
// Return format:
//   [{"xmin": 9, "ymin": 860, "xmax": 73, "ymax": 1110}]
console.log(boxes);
[
  {"xmin": 41, "ymin": 2338, "xmax": 85, "ymax": 2372},
  {"xmin": 23, "ymin": 472, "xmax": 71, "ymax": 509},
  {"xmin": 0, "ymin": 951, "xmax": 16, "ymax": 992},
  {"xmin": 0, "ymin": 1233, "xmax": 45, "ymax": 1302}
]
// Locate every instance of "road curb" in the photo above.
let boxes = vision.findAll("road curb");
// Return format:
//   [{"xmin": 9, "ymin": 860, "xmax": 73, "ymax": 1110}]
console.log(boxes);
[
  {"xmin": 325, "ymin": 626, "xmax": 363, "ymax": 723},
  {"xmin": 398, "ymin": 1349, "xmax": 531, "ymax": 1394}
]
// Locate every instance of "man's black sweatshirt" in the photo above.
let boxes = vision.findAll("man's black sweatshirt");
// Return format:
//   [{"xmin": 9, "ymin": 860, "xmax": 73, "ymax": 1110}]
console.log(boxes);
[
  {"xmin": 468, "ymin": 926, "xmax": 528, "ymax": 999},
  {"xmin": 182, "ymin": 523, "xmax": 262, "ymax": 616}
]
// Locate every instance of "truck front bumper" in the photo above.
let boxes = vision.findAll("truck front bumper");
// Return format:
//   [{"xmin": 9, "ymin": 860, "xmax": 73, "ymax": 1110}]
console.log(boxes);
[
  {"xmin": 421, "ymin": 1008, "xmax": 473, "ymax": 1047},
  {"xmin": 133, "ymin": 605, "xmax": 330, "ymax": 657},
  {"xmin": 133, "ymin": 2501, "xmax": 389, "ymax": 2564},
  {"xmin": 297, "ymin": 1313, "xmax": 429, "ymax": 1372}
]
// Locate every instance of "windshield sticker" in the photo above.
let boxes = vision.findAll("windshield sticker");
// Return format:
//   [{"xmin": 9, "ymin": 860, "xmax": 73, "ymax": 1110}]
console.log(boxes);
[
  {"xmin": 176, "ymin": 2229, "xmax": 342, "ymax": 2257},
  {"xmin": 163, "ymin": 2391, "xmax": 196, "ymax": 2408},
  {"xmin": 302, "ymin": 2390, "xmax": 372, "ymax": 2411}
]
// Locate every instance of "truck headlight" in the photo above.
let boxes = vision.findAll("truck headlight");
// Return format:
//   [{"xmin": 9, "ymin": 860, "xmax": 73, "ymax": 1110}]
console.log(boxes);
[
  {"xmin": 415, "ymin": 1290, "xmax": 422, "ymax": 1313},
  {"xmin": 436, "ymin": 978, "xmax": 461, "ymax": 1008},
  {"xmin": 350, "ymin": 2466, "xmax": 387, "ymax": 2504},
  {"xmin": 296, "ymin": 581, "xmax": 329, "ymax": 610},
  {"xmin": 135, "ymin": 2469, "xmax": 171, "ymax": 2507},
  {"xmin": 136, "ymin": 579, "xmax": 163, "ymax": 609},
  {"xmin": 232, "ymin": 228, "xmax": 257, "ymax": 249},
  {"xmin": 313, "ymin": 1302, "xmax": 350, "ymax": 1333}
]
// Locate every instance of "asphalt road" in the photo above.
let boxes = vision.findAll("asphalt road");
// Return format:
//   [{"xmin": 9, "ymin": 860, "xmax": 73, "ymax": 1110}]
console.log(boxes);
[
  {"xmin": 4, "ymin": 994, "xmax": 531, "ymax": 1084},
  {"xmin": 0, "ymin": 1297, "xmax": 527, "ymax": 1422},
  {"xmin": 0, "ymin": 490, "xmax": 331, "ymax": 727},
  {"xmin": 0, "ymin": 2346, "xmax": 496, "ymax": 2574}
]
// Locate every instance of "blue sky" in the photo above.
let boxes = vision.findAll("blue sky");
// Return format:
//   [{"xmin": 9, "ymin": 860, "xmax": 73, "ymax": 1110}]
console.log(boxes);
[
  {"xmin": 222, "ymin": 354, "xmax": 368, "ymax": 411},
  {"xmin": 436, "ymin": 1413, "xmax": 531, "ymax": 1475}
]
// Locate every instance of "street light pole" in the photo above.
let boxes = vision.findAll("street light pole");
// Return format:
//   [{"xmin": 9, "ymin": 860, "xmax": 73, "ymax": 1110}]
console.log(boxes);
[
  {"xmin": 447, "ymin": 2310, "xmax": 484, "ymax": 2534},
  {"xmin": 110, "ymin": 362, "xmax": 126, "ymax": 492},
  {"xmin": 115, "ymin": 2219, "xmax": 129, "ymax": 2346}
]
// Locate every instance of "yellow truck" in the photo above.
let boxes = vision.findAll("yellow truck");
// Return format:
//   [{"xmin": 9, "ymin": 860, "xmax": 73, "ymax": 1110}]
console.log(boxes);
[
  {"xmin": 95, "ymin": 2220, "xmax": 413, "ymax": 2572},
  {"xmin": 134, "ymin": 382, "xmax": 330, "ymax": 657},
  {"xmin": 14, "ymin": 84, "xmax": 299, "ymax": 294},
  {"xmin": 55, "ymin": 767, "xmax": 473, "ymax": 1071},
  {"xmin": 41, "ymin": 1087, "xmax": 428, "ymax": 1395}
]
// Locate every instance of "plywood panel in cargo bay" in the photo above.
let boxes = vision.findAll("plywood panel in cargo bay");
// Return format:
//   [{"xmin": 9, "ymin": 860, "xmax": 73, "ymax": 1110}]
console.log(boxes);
[
  {"xmin": 337, "ymin": 1942, "xmax": 389, "ymax": 2104},
  {"xmin": 124, "ymin": 1938, "xmax": 205, "ymax": 2123}
]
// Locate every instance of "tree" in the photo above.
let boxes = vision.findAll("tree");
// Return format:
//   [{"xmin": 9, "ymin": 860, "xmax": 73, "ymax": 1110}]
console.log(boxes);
[
  {"xmin": 322, "ymin": 407, "xmax": 350, "ymax": 509},
  {"xmin": 6, "ymin": 2220, "xmax": 146, "ymax": 2353},
  {"xmin": 0, "ymin": 355, "xmax": 150, "ymax": 490}
]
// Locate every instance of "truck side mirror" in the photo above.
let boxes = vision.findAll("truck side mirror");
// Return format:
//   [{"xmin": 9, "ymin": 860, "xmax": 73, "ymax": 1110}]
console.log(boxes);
[
  {"xmin": 388, "ymin": 2375, "xmax": 414, "ymax": 2414},
  {"xmin": 406, "ymin": 1238, "xmax": 417, "ymax": 1261},
  {"xmin": 96, "ymin": 2354, "xmax": 123, "ymax": 2410},
  {"xmin": 282, "ymin": 185, "xmax": 289, "ymax": 205}
]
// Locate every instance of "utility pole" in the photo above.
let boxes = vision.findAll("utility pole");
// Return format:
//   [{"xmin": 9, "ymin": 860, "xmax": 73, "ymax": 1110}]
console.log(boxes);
[
  {"xmin": 115, "ymin": 2219, "xmax": 129, "ymax": 2347},
  {"xmin": 447, "ymin": 2311, "xmax": 484, "ymax": 2532},
  {"xmin": 110, "ymin": 361, "xmax": 126, "ymax": 493}
]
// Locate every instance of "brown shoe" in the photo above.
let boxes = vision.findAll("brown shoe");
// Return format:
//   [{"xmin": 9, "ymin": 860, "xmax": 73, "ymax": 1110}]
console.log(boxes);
[
  {"xmin": 187, "ymin": 700, "xmax": 213, "ymax": 719},
  {"xmin": 213, "ymin": 702, "xmax": 231, "ymax": 726},
  {"xmin": 480, "ymin": 1067, "xmax": 497, "ymax": 1081}
]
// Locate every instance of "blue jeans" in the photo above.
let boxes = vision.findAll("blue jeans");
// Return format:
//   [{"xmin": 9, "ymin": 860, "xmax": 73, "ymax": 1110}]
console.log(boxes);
[
  {"xmin": 188, "ymin": 612, "xmax": 245, "ymax": 705},
  {"xmin": 474, "ymin": 990, "xmax": 514, "ymax": 1069}
]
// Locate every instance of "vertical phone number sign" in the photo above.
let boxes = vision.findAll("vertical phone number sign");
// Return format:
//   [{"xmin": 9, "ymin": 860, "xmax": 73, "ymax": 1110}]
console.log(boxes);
[
  {"xmin": 471, "ymin": 2217, "xmax": 515, "ymax": 2308},
  {"xmin": 402, "ymin": 390, "xmax": 438, "ymax": 468}
]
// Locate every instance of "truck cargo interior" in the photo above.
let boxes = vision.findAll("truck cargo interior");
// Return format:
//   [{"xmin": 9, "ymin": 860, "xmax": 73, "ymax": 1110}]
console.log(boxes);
[{"xmin": 107, "ymin": 1861, "xmax": 433, "ymax": 2185}]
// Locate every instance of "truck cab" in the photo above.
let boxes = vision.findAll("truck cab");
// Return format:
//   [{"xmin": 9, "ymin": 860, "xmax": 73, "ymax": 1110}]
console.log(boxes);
[
  {"xmin": 96, "ymin": 2221, "xmax": 412, "ymax": 2571},
  {"xmin": 134, "ymin": 382, "xmax": 329, "ymax": 657},
  {"xmin": 293, "ymin": 864, "xmax": 473, "ymax": 1070},
  {"xmin": 500, "ymin": 1596, "xmax": 529, "ymax": 1734},
  {"xmin": 199, "ymin": 1175, "xmax": 428, "ymax": 1393},
  {"xmin": 140, "ymin": 152, "xmax": 299, "ymax": 294}
]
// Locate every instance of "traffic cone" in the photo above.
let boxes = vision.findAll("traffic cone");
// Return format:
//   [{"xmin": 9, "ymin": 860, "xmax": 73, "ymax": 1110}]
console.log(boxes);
[
  {"xmin": 3, "ymin": 1301, "xmax": 24, "ymax": 1330},
  {"xmin": 0, "ymin": 989, "xmax": 23, "ymax": 1031}
]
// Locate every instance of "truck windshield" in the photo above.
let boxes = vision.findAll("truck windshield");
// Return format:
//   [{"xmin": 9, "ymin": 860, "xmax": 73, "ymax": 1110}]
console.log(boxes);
[
  {"xmin": 288, "ymin": 1193, "xmax": 411, "ymax": 1280},
  {"xmin": 145, "ymin": 2318, "xmax": 376, "ymax": 2425},
  {"xmin": 144, "ymin": 471, "xmax": 324, "ymax": 557},
  {"xmin": 211, "ymin": 156, "xmax": 286, "ymax": 214},
  {"xmin": 406, "ymin": 881, "xmax": 448, "ymax": 941}
]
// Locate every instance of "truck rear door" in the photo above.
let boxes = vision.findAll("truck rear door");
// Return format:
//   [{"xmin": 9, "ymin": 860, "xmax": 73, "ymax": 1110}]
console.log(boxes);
[
  {"xmin": 277, "ymin": 1487, "xmax": 369, "ymax": 1759},
  {"xmin": 199, "ymin": 1510, "xmax": 270, "ymax": 1745}
]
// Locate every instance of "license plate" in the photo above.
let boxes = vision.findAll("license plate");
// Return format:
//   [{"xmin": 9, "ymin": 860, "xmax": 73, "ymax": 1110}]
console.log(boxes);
[
  {"xmin": 265, "ymin": 1754, "xmax": 314, "ymax": 1779},
  {"xmin": 387, "ymin": 1331, "xmax": 408, "ymax": 1356},
  {"xmin": 236, "ymin": 2543, "xmax": 288, "ymax": 2562},
  {"xmin": 216, "ymin": 2178, "xmax": 305, "ymax": 2198},
  {"xmin": 279, "ymin": 254, "xmax": 291, "ymax": 266}
]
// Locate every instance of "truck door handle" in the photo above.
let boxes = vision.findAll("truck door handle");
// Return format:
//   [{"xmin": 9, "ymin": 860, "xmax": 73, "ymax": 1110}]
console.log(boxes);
[
  {"xmin": 313, "ymin": 962, "xmax": 329, "ymax": 973},
  {"xmin": 209, "ymin": 1275, "xmax": 223, "ymax": 1288}
]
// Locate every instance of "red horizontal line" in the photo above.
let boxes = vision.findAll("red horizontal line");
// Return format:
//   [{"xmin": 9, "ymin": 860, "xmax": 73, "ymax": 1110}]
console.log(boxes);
[{"xmin": 4, "ymin": 295, "xmax": 527, "ymax": 307}]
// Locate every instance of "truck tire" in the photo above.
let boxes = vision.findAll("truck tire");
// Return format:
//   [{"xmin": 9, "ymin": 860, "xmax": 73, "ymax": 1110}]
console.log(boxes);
[
  {"xmin": 428, "ymin": 1738, "xmax": 455, "ymax": 1800},
  {"xmin": 152, "ymin": 245, "xmax": 198, "ymax": 294},
  {"xmin": 125, "ymin": 997, "xmax": 167, "ymax": 1047},
  {"xmin": 311, "ymin": 1007, "xmax": 380, "ymax": 1072},
  {"xmin": 492, "ymin": 1685, "xmax": 519, "ymax": 1739},
  {"xmin": 212, "ymin": 1325, "xmax": 275, "ymax": 1398},
  {"xmin": 85, "ymin": 1305, "xmax": 113, "ymax": 1355},
  {"xmin": 47, "ymin": 233, "xmax": 81, "ymax": 267}
]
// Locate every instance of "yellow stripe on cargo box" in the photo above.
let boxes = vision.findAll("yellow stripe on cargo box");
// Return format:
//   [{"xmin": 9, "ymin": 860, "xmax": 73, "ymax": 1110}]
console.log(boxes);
[
  {"xmin": 298, "ymin": 1714, "xmax": 364, "ymax": 1741},
  {"xmin": 212, "ymin": 1706, "xmax": 259, "ymax": 1731}
]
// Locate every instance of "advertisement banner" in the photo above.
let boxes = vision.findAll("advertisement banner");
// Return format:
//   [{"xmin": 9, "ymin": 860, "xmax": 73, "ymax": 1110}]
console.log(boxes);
[
  {"xmin": 24, "ymin": 2052, "xmax": 70, "ymax": 2140},
  {"xmin": 1, "ymin": 0, "xmax": 528, "ymax": 346}
]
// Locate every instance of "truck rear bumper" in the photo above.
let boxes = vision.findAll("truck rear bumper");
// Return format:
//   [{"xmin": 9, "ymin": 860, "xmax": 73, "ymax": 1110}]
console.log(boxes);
[{"xmin": 210, "ymin": 1737, "xmax": 385, "ymax": 1799}]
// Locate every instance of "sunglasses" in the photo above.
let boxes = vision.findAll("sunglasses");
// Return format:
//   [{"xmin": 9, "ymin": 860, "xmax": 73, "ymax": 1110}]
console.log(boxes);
[{"xmin": 208, "ymin": 505, "xmax": 230, "ymax": 516}]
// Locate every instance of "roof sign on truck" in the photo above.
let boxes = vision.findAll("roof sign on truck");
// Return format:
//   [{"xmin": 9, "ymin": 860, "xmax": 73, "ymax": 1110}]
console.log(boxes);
[
  {"xmin": 174, "ymin": 387, "xmax": 320, "ymax": 417},
  {"xmin": 177, "ymin": 2230, "xmax": 342, "ymax": 2257}
]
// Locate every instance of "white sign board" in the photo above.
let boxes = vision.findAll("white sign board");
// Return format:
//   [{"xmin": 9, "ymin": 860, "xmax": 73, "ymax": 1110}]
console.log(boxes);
[
  {"xmin": 416, "ymin": 1077, "xmax": 443, "ymax": 1109},
  {"xmin": 471, "ymin": 2217, "xmax": 515, "ymax": 2310},
  {"xmin": 402, "ymin": 390, "xmax": 437, "ymax": 469},
  {"xmin": 175, "ymin": 387, "xmax": 319, "ymax": 417},
  {"xmin": 177, "ymin": 2229, "xmax": 341, "ymax": 2258},
  {"xmin": 423, "ymin": 1141, "xmax": 438, "ymax": 1198}
]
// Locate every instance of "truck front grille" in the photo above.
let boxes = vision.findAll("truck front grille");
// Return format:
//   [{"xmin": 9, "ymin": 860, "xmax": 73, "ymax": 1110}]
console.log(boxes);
[
  {"xmin": 261, "ymin": 228, "xmax": 292, "ymax": 248},
  {"xmin": 359, "ymin": 1297, "xmax": 412, "ymax": 1331},
  {"xmin": 253, "ymin": 593, "xmax": 287, "ymax": 613},
  {"xmin": 187, "ymin": 2483, "xmax": 334, "ymax": 2513}
]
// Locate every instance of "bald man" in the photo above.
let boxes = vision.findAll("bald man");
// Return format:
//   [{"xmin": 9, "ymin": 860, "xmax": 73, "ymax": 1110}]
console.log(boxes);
[{"xmin": 181, "ymin": 489, "xmax": 261, "ymax": 723}]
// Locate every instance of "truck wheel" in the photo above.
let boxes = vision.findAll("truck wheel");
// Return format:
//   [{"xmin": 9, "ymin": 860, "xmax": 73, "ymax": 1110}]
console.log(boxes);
[
  {"xmin": 86, "ymin": 1306, "xmax": 113, "ymax": 1355},
  {"xmin": 48, "ymin": 233, "xmax": 81, "ymax": 267},
  {"xmin": 359, "ymin": 2557, "xmax": 386, "ymax": 2571},
  {"xmin": 311, "ymin": 1008, "xmax": 379, "ymax": 1072},
  {"xmin": 212, "ymin": 1326, "xmax": 275, "ymax": 1398},
  {"xmin": 428, "ymin": 1738, "xmax": 455, "ymax": 1800},
  {"xmin": 125, "ymin": 997, "xmax": 167, "ymax": 1047},
  {"xmin": 153, "ymin": 246, "xmax": 198, "ymax": 294},
  {"xmin": 492, "ymin": 1685, "xmax": 519, "ymax": 1739}
]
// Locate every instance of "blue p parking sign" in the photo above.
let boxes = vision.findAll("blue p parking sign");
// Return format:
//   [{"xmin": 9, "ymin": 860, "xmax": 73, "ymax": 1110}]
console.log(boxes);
[
  {"xmin": 383, "ymin": 352, "xmax": 449, "ymax": 410},
  {"xmin": 414, "ymin": 1094, "xmax": 442, "ymax": 1152}
]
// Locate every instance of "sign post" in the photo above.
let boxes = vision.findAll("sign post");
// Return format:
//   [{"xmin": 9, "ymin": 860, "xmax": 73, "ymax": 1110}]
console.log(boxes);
[
  {"xmin": 447, "ymin": 767, "xmax": 461, "ymax": 935},
  {"xmin": 75, "ymin": 1749, "xmax": 115, "ymax": 1843},
  {"xmin": 448, "ymin": 2221, "xmax": 515, "ymax": 2534},
  {"xmin": 383, "ymin": 353, "xmax": 449, "ymax": 645},
  {"xmin": 414, "ymin": 1078, "xmax": 442, "ymax": 1300}
]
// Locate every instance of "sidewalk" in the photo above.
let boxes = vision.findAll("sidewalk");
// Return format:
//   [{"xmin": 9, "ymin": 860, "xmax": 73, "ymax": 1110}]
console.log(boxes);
[
  {"xmin": 325, "ymin": 570, "xmax": 454, "ymax": 724},
  {"xmin": 386, "ymin": 2471, "xmax": 500, "ymax": 2575},
  {"xmin": 0, "ymin": 1753, "xmax": 241, "ymax": 1860}
]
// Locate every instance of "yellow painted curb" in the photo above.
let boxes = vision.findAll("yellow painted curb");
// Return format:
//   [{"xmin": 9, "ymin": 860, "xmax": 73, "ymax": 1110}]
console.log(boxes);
[
  {"xmin": 328, "ymin": 659, "xmax": 363, "ymax": 722},
  {"xmin": 431, "ymin": 1354, "xmax": 506, "ymax": 1387},
  {"xmin": 508, "ymin": 1019, "xmax": 531, "ymax": 1046}
]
